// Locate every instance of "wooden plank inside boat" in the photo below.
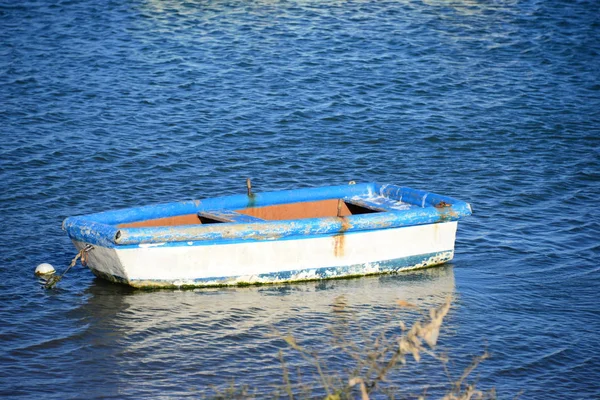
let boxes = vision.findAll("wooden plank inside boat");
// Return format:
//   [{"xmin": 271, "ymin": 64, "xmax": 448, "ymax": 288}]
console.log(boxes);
[
  {"xmin": 117, "ymin": 198, "xmax": 383, "ymax": 228},
  {"xmin": 236, "ymin": 199, "xmax": 380, "ymax": 221}
]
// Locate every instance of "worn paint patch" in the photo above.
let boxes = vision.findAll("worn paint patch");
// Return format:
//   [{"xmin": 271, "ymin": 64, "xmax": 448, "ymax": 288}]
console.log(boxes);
[{"xmin": 436, "ymin": 205, "xmax": 459, "ymax": 222}]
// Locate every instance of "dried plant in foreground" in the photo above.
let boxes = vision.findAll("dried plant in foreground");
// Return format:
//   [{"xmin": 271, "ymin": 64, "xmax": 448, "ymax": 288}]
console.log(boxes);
[{"xmin": 274, "ymin": 297, "xmax": 496, "ymax": 400}]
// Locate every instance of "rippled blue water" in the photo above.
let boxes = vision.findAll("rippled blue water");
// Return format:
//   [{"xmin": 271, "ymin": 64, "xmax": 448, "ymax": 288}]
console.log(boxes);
[{"xmin": 1, "ymin": 0, "xmax": 599, "ymax": 398}]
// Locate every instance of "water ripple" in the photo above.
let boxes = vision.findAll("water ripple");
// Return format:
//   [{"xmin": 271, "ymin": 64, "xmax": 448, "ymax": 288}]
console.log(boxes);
[{"xmin": 1, "ymin": 0, "xmax": 600, "ymax": 398}]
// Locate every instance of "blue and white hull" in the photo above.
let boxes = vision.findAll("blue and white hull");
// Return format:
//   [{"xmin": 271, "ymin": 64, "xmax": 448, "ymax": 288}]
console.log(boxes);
[{"xmin": 63, "ymin": 183, "xmax": 471, "ymax": 288}]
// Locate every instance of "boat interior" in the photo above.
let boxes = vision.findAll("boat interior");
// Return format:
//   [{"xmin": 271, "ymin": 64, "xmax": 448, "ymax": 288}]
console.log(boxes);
[{"xmin": 117, "ymin": 198, "xmax": 385, "ymax": 228}]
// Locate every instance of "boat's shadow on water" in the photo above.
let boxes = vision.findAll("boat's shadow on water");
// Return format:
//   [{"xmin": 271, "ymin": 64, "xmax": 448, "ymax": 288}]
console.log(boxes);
[{"xmin": 76, "ymin": 266, "xmax": 457, "ymax": 395}]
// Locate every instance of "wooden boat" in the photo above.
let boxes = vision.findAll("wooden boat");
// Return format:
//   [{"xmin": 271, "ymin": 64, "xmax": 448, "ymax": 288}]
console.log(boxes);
[{"xmin": 62, "ymin": 182, "xmax": 472, "ymax": 288}]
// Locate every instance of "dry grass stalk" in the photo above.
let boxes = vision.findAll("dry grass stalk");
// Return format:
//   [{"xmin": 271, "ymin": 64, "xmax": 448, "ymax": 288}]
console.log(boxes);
[
  {"xmin": 216, "ymin": 296, "xmax": 495, "ymax": 399},
  {"xmin": 274, "ymin": 296, "xmax": 496, "ymax": 400}
]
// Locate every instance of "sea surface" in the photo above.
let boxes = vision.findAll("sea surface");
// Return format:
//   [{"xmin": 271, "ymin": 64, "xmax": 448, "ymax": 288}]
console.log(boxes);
[{"xmin": 1, "ymin": 0, "xmax": 599, "ymax": 398}]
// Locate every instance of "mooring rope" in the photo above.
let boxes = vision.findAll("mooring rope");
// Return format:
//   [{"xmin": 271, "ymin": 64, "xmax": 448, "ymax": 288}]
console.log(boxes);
[{"xmin": 45, "ymin": 244, "xmax": 94, "ymax": 289}]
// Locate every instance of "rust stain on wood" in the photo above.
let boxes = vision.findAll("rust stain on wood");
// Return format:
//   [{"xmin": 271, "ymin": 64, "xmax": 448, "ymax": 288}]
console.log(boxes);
[{"xmin": 333, "ymin": 216, "xmax": 351, "ymax": 258}]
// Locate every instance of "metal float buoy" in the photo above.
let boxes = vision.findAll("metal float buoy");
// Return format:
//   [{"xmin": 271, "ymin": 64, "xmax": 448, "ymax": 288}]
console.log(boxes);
[{"xmin": 35, "ymin": 263, "xmax": 56, "ymax": 276}]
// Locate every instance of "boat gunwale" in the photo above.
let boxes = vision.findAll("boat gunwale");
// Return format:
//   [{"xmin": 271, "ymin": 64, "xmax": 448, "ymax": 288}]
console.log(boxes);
[{"xmin": 62, "ymin": 183, "xmax": 472, "ymax": 247}]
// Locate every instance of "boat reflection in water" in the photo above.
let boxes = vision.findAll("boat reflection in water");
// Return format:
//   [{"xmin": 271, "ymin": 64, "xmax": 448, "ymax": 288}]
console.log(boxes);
[{"xmin": 78, "ymin": 266, "xmax": 456, "ymax": 396}]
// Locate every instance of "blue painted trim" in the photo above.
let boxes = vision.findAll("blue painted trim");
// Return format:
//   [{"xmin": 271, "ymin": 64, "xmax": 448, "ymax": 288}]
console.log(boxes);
[
  {"xmin": 63, "ymin": 183, "xmax": 472, "ymax": 247},
  {"xmin": 105, "ymin": 225, "xmax": 400, "ymax": 249},
  {"xmin": 62, "ymin": 218, "xmax": 120, "ymax": 247},
  {"xmin": 84, "ymin": 183, "xmax": 375, "ymax": 224}
]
